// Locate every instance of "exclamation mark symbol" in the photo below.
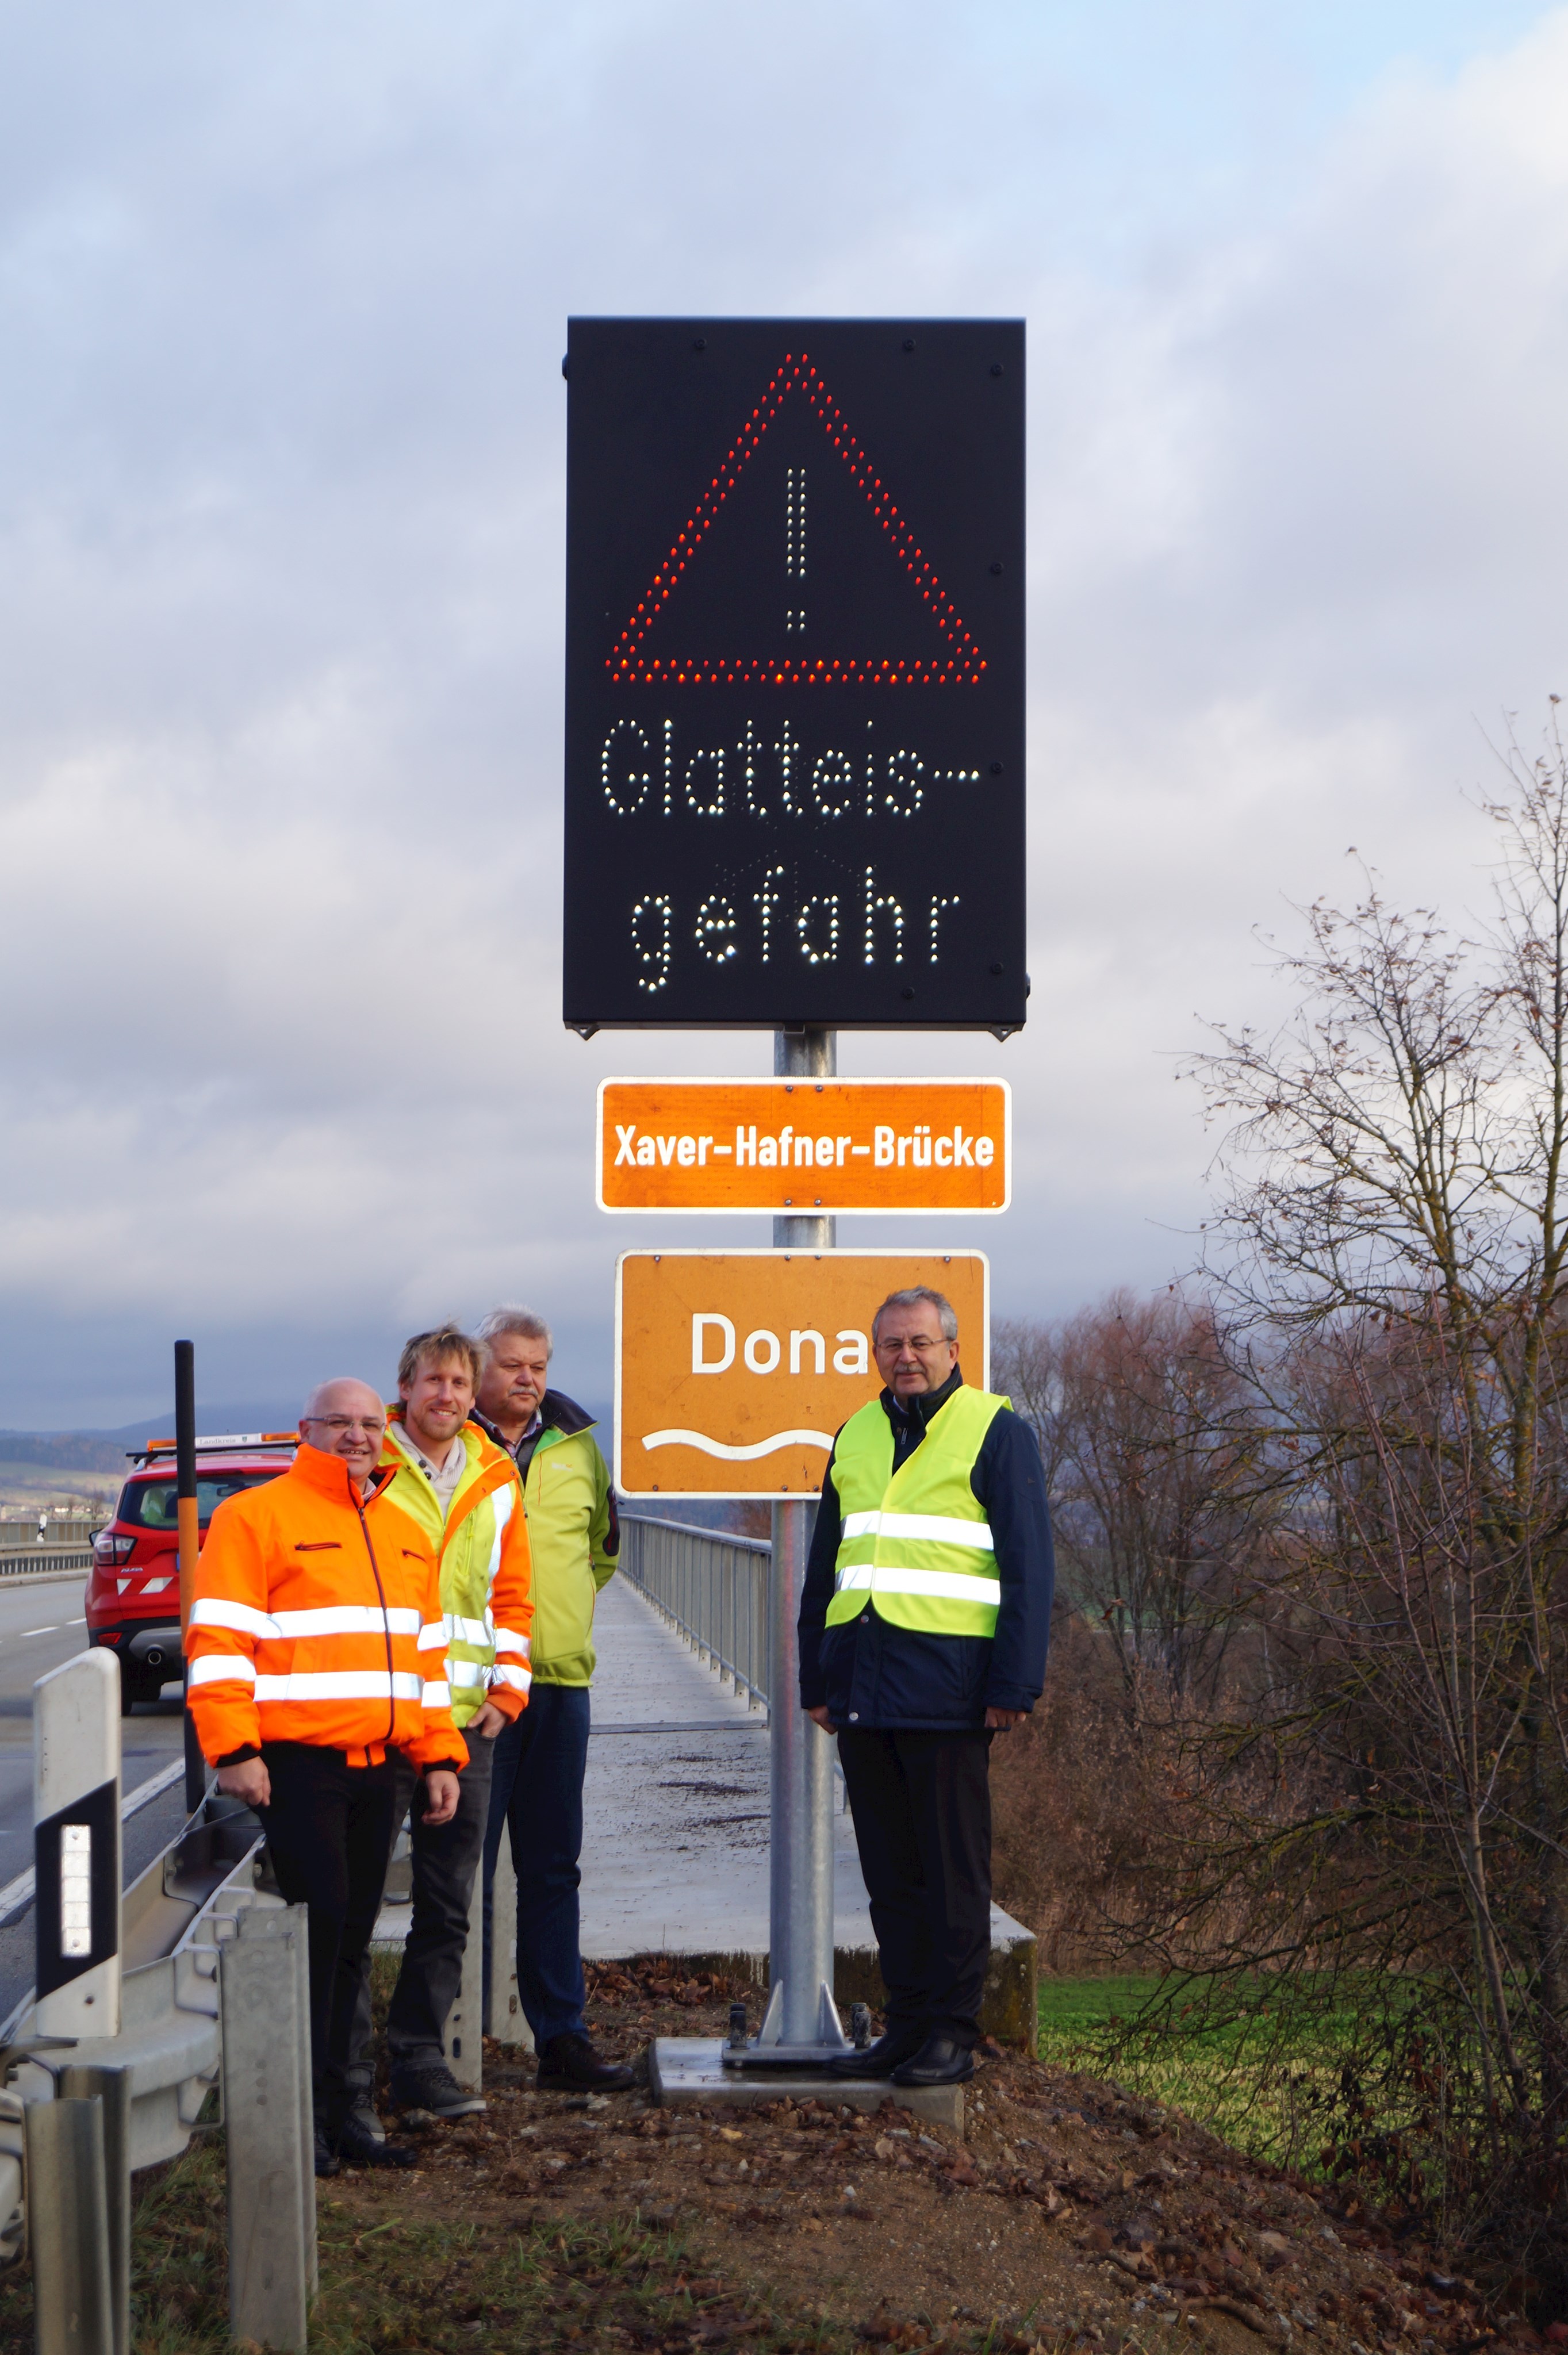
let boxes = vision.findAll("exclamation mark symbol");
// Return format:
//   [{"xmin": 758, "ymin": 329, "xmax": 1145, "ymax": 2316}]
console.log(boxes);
[{"xmin": 785, "ymin": 467, "xmax": 806, "ymax": 635}]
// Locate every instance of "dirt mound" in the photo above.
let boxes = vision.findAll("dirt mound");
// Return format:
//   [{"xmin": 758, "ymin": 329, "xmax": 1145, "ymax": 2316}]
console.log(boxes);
[{"xmin": 331, "ymin": 1973, "xmax": 1532, "ymax": 2353}]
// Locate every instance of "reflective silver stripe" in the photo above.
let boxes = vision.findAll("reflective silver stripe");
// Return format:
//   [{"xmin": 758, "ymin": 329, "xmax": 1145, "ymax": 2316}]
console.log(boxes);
[
  {"xmin": 252, "ymin": 1670, "xmax": 423, "ymax": 1702},
  {"xmin": 492, "ymin": 1627, "xmax": 530, "ymax": 1656},
  {"xmin": 418, "ymin": 1620, "xmax": 449, "ymax": 1651},
  {"xmin": 834, "ymin": 1566, "xmax": 1003, "ymax": 1605},
  {"xmin": 443, "ymin": 1613, "xmax": 493, "ymax": 1648},
  {"xmin": 486, "ymin": 1485, "xmax": 515, "ymax": 1603},
  {"xmin": 271, "ymin": 1604, "xmax": 422, "ymax": 1639},
  {"xmin": 450, "ymin": 1660, "xmax": 488, "ymax": 1687},
  {"xmin": 421, "ymin": 1681, "xmax": 452, "ymax": 1708},
  {"xmin": 839, "ymin": 1510, "xmax": 995, "ymax": 1551},
  {"xmin": 491, "ymin": 1663, "xmax": 531, "ymax": 1693},
  {"xmin": 188, "ymin": 1651, "xmax": 257, "ymax": 1687},
  {"xmin": 190, "ymin": 1598, "xmax": 277, "ymax": 1641}
]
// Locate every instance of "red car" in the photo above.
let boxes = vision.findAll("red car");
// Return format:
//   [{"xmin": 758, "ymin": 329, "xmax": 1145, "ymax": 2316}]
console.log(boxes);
[{"xmin": 86, "ymin": 1432, "xmax": 297, "ymax": 1711}]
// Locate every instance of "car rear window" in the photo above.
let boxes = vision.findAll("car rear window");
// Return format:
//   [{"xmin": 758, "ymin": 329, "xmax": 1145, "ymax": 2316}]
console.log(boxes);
[{"xmin": 115, "ymin": 1470, "xmax": 285, "ymax": 1531}]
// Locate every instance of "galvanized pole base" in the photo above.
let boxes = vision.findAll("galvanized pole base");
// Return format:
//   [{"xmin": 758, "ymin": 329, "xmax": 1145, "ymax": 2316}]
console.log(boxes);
[{"xmin": 750, "ymin": 1026, "xmax": 847, "ymax": 2062}]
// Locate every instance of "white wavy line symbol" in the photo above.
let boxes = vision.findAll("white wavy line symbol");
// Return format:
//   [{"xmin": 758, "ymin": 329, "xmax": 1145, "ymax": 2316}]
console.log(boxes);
[{"xmin": 641, "ymin": 1428, "xmax": 834, "ymax": 1460}]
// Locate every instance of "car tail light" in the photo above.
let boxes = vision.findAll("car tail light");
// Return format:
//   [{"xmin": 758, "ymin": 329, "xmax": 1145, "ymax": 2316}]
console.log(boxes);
[{"xmin": 93, "ymin": 1532, "xmax": 135, "ymax": 1566}]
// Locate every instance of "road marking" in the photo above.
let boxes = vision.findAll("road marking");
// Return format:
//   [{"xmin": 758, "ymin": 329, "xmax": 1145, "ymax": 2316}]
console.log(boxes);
[
  {"xmin": 66, "ymin": 1618, "xmax": 85, "ymax": 1626},
  {"xmin": 0, "ymin": 1756, "xmax": 189, "ymax": 1928},
  {"xmin": 18, "ymin": 1628, "xmax": 60, "ymax": 1639}
]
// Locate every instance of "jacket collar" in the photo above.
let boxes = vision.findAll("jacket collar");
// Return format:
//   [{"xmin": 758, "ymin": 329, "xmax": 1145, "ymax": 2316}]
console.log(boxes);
[
  {"xmin": 880, "ymin": 1364, "xmax": 964, "ymax": 1432},
  {"xmin": 473, "ymin": 1390, "xmax": 597, "ymax": 1450},
  {"xmin": 291, "ymin": 1439, "xmax": 394, "ymax": 1505}
]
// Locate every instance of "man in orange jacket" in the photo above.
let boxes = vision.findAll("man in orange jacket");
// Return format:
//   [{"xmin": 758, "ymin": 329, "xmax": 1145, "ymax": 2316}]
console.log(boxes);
[{"xmin": 187, "ymin": 1376, "xmax": 468, "ymax": 2174}]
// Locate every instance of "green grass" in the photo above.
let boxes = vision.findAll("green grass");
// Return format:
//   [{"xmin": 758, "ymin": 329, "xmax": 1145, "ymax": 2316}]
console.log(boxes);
[{"xmin": 1036, "ymin": 1974, "xmax": 1364, "ymax": 2174}]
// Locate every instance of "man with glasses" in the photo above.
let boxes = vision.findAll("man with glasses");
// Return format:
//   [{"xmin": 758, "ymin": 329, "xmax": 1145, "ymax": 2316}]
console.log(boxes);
[
  {"xmin": 186, "ymin": 1377, "xmax": 467, "ymax": 2174},
  {"xmin": 796, "ymin": 1287, "xmax": 1053, "ymax": 2089}
]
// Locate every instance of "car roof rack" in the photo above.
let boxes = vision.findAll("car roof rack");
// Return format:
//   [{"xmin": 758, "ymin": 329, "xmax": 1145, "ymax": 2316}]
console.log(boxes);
[{"xmin": 126, "ymin": 1432, "xmax": 299, "ymax": 1465}]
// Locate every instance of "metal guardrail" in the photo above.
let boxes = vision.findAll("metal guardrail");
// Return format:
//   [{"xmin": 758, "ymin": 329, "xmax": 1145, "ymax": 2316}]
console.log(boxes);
[
  {"xmin": 618, "ymin": 1513, "xmax": 772, "ymax": 1708},
  {"xmin": 3, "ymin": 1652, "xmax": 317, "ymax": 2350},
  {"xmin": 0, "ymin": 1549, "xmax": 94, "ymax": 1578}
]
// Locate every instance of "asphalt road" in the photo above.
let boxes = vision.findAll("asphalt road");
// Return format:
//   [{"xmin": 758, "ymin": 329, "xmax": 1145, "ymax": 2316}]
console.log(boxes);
[{"xmin": 0, "ymin": 1571, "xmax": 193, "ymax": 2022}]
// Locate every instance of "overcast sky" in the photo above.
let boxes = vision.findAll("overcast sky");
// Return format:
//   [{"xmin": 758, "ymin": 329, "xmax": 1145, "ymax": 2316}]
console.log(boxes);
[{"xmin": 1, "ymin": 0, "xmax": 1565, "ymax": 1426}]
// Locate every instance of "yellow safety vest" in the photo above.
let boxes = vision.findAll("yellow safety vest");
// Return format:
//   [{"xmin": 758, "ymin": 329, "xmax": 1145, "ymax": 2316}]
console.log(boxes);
[{"xmin": 826, "ymin": 1386, "xmax": 1009, "ymax": 1640}]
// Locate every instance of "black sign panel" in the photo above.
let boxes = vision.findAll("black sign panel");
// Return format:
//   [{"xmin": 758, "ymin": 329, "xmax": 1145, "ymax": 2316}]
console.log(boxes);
[{"xmin": 563, "ymin": 317, "xmax": 1025, "ymax": 1032}]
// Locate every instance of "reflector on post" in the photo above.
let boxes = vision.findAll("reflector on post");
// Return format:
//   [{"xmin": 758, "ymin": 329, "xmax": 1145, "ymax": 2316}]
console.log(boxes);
[{"xmin": 34, "ymin": 1650, "xmax": 121, "ymax": 2039}]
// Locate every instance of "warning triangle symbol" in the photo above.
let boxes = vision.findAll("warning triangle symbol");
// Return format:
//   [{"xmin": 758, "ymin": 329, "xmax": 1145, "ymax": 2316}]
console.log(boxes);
[{"xmin": 608, "ymin": 353, "xmax": 987, "ymax": 688}]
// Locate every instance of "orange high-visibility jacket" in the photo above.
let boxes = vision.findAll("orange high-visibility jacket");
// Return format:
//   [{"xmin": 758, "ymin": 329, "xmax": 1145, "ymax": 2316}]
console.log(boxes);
[{"xmin": 185, "ymin": 1440, "xmax": 469, "ymax": 1772}]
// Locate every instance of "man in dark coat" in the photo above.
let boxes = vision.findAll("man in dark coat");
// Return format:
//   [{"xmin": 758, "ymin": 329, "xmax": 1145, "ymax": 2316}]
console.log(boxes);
[{"xmin": 798, "ymin": 1285, "xmax": 1052, "ymax": 2088}]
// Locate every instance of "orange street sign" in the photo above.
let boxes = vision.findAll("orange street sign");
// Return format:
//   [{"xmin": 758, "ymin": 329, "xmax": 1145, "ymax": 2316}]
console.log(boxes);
[
  {"xmin": 614, "ymin": 1249, "xmax": 989, "ymax": 1498},
  {"xmin": 597, "ymin": 1079, "xmax": 1010, "ymax": 1214}
]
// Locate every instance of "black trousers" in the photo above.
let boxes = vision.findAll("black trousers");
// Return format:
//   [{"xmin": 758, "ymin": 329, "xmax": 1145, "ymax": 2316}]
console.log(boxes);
[
  {"xmin": 258, "ymin": 1742, "xmax": 403, "ymax": 2127},
  {"xmin": 836, "ymin": 1727, "xmax": 993, "ymax": 2049},
  {"xmin": 381, "ymin": 1730, "xmax": 496, "ymax": 2076}
]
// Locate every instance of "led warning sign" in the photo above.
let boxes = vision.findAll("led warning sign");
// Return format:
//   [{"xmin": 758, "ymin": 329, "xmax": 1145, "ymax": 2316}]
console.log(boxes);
[
  {"xmin": 563, "ymin": 317, "xmax": 1025, "ymax": 1034},
  {"xmin": 597, "ymin": 1078, "xmax": 1010, "ymax": 1213}
]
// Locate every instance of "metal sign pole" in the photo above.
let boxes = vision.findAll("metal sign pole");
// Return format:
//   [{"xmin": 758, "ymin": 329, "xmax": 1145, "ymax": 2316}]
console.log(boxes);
[
  {"xmin": 174, "ymin": 1340, "xmax": 206, "ymax": 1816},
  {"xmin": 758, "ymin": 1023, "xmax": 846, "ymax": 2054}
]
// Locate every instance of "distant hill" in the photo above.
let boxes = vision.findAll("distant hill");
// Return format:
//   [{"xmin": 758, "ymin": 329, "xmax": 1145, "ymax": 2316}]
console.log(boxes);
[
  {"xmin": 0, "ymin": 1405, "xmax": 302, "ymax": 1474},
  {"xmin": 0, "ymin": 1399, "xmax": 616, "ymax": 1477}
]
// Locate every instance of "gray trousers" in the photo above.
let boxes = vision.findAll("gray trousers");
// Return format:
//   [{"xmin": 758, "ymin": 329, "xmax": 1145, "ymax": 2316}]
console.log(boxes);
[{"xmin": 345, "ymin": 1729, "xmax": 495, "ymax": 2096}]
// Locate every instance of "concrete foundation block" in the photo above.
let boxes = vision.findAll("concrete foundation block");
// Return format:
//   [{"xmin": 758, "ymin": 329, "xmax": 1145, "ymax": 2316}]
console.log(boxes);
[
  {"xmin": 627, "ymin": 1916, "xmax": 1038, "ymax": 2057},
  {"xmin": 649, "ymin": 2036, "xmax": 964, "ymax": 2131}
]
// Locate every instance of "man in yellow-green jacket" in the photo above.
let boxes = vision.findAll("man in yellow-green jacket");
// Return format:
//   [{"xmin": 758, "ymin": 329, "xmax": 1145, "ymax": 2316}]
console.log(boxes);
[
  {"xmin": 372, "ymin": 1323, "xmax": 533, "ymax": 2127},
  {"xmin": 473, "ymin": 1304, "xmax": 631, "ymax": 2092},
  {"xmin": 799, "ymin": 1286, "xmax": 1053, "ymax": 2092}
]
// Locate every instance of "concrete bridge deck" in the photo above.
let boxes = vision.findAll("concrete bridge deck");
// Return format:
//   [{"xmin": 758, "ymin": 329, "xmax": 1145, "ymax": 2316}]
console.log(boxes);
[{"xmin": 378, "ymin": 1573, "xmax": 1037, "ymax": 2042}]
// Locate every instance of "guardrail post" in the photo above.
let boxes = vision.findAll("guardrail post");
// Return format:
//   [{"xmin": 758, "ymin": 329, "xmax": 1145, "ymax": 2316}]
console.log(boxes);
[
  {"xmin": 57, "ymin": 2066, "xmax": 130, "ymax": 2355},
  {"xmin": 483, "ymin": 1833, "xmax": 532, "ymax": 2049},
  {"xmin": 443, "ymin": 1862, "xmax": 485, "ymax": 2093},
  {"xmin": 34, "ymin": 1651, "xmax": 121, "ymax": 2041},
  {"xmin": 221, "ymin": 1904, "xmax": 313, "ymax": 2352},
  {"xmin": 25, "ymin": 2095, "xmax": 113, "ymax": 2355}
]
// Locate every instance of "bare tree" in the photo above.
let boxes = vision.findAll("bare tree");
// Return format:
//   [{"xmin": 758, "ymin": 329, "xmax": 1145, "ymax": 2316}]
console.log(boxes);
[
  {"xmin": 1129, "ymin": 711, "xmax": 1568, "ymax": 2280},
  {"xmin": 996, "ymin": 1291, "xmax": 1270, "ymax": 1708}
]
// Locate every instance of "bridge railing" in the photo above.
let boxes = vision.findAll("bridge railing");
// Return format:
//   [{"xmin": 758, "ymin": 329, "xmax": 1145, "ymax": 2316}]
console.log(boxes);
[
  {"xmin": 0, "ymin": 1547, "xmax": 94, "ymax": 1578},
  {"xmin": 616, "ymin": 1513, "xmax": 771, "ymax": 1709}
]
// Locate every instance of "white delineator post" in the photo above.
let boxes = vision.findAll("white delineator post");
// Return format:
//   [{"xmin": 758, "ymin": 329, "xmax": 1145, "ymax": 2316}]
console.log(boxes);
[
  {"xmin": 758, "ymin": 1024, "xmax": 847, "ymax": 2053},
  {"xmin": 34, "ymin": 1650, "xmax": 122, "ymax": 2040}
]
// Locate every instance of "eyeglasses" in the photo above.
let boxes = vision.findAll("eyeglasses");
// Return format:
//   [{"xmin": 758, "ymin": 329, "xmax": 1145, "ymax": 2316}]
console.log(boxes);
[
  {"xmin": 305, "ymin": 1416, "xmax": 386, "ymax": 1434},
  {"xmin": 873, "ymin": 1333, "xmax": 950, "ymax": 1354}
]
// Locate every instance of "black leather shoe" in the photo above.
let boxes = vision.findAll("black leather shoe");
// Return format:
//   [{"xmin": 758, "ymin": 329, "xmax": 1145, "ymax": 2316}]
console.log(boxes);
[
  {"xmin": 827, "ymin": 2033, "xmax": 925, "ymax": 2079},
  {"xmin": 536, "ymin": 2033, "xmax": 635, "ymax": 2092},
  {"xmin": 313, "ymin": 2124, "xmax": 341, "ymax": 2178},
  {"xmin": 336, "ymin": 2111, "xmax": 419, "ymax": 2168},
  {"xmin": 891, "ymin": 2034, "xmax": 975, "ymax": 2087}
]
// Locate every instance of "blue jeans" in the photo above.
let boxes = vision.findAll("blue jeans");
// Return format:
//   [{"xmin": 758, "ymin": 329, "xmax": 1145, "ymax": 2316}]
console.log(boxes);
[{"xmin": 482, "ymin": 1682, "xmax": 591, "ymax": 2046}]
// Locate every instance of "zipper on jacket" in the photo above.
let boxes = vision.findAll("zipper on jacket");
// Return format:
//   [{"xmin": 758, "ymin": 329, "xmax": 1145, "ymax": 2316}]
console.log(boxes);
[{"xmin": 354, "ymin": 1488, "xmax": 398, "ymax": 1745}]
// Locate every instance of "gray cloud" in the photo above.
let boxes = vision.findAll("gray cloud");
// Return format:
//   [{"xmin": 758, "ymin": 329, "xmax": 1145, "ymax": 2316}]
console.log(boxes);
[{"xmin": 0, "ymin": 1, "xmax": 1564, "ymax": 1421}]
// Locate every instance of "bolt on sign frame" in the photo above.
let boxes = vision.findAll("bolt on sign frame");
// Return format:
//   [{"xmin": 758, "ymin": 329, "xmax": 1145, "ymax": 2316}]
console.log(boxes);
[{"xmin": 562, "ymin": 316, "xmax": 1025, "ymax": 1037}]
